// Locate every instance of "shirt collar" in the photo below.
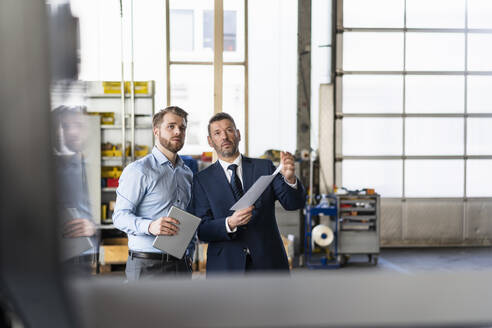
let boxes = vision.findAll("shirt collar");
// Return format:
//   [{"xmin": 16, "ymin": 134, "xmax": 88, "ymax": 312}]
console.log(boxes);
[
  {"xmin": 218, "ymin": 153, "xmax": 242, "ymax": 172},
  {"xmin": 152, "ymin": 146, "xmax": 185, "ymax": 167}
]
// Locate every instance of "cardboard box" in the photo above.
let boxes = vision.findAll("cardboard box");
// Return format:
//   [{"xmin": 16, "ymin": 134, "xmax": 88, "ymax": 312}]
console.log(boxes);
[{"xmin": 99, "ymin": 238, "xmax": 128, "ymax": 265}]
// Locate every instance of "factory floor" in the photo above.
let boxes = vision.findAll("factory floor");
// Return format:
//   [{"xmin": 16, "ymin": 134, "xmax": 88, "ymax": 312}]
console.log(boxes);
[
  {"xmin": 95, "ymin": 247, "xmax": 492, "ymax": 278},
  {"xmin": 294, "ymin": 247, "xmax": 492, "ymax": 274}
]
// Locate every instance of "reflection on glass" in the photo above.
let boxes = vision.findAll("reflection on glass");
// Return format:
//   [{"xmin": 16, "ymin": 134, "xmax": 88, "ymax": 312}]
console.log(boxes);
[
  {"xmin": 170, "ymin": 65, "xmax": 213, "ymax": 155},
  {"xmin": 405, "ymin": 118, "xmax": 464, "ymax": 155},
  {"xmin": 406, "ymin": 33, "xmax": 464, "ymax": 71},
  {"xmin": 223, "ymin": 65, "xmax": 245, "ymax": 154},
  {"xmin": 467, "ymin": 34, "xmax": 492, "ymax": 71},
  {"xmin": 467, "ymin": 76, "xmax": 492, "ymax": 113},
  {"xmin": 467, "ymin": 160, "xmax": 492, "ymax": 197},
  {"xmin": 342, "ymin": 118, "xmax": 403, "ymax": 156},
  {"xmin": 405, "ymin": 75, "xmax": 464, "ymax": 113},
  {"xmin": 343, "ymin": 32, "xmax": 404, "ymax": 71},
  {"xmin": 342, "ymin": 75, "xmax": 403, "ymax": 113},
  {"xmin": 468, "ymin": 0, "xmax": 492, "ymax": 28},
  {"xmin": 343, "ymin": 0, "xmax": 404, "ymax": 28},
  {"xmin": 342, "ymin": 160, "xmax": 403, "ymax": 197},
  {"xmin": 405, "ymin": 160, "xmax": 464, "ymax": 197},
  {"xmin": 406, "ymin": 0, "xmax": 465, "ymax": 28},
  {"xmin": 52, "ymin": 105, "xmax": 98, "ymax": 276},
  {"xmin": 467, "ymin": 118, "xmax": 492, "ymax": 155}
]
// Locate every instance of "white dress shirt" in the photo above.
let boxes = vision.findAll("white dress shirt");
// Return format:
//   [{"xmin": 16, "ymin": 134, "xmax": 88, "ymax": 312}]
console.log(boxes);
[{"xmin": 219, "ymin": 154, "xmax": 297, "ymax": 233}]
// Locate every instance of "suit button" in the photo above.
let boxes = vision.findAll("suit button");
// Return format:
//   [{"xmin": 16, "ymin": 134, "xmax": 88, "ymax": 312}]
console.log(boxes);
[{"xmin": 243, "ymin": 226, "xmax": 248, "ymax": 230}]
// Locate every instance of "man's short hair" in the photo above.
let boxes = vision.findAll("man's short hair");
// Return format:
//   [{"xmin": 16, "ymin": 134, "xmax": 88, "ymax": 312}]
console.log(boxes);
[
  {"xmin": 207, "ymin": 112, "xmax": 236, "ymax": 136},
  {"xmin": 152, "ymin": 106, "xmax": 188, "ymax": 129}
]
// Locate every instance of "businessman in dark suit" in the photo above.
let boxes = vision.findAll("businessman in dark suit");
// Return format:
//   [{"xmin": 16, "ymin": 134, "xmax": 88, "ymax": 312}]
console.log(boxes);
[{"xmin": 188, "ymin": 112, "xmax": 306, "ymax": 274}]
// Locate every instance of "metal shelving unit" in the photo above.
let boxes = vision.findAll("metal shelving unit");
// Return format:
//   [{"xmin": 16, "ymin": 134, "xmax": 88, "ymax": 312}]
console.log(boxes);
[
  {"xmin": 85, "ymin": 80, "xmax": 155, "ymax": 225},
  {"xmin": 337, "ymin": 194, "xmax": 380, "ymax": 265}
]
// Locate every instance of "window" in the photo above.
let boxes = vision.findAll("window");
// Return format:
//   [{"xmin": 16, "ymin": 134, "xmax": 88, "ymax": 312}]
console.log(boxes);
[{"xmin": 338, "ymin": 0, "xmax": 492, "ymax": 198}]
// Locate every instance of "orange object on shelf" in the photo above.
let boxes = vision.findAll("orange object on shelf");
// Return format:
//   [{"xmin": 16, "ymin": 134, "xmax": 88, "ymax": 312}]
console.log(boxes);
[{"xmin": 201, "ymin": 151, "xmax": 213, "ymax": 162}]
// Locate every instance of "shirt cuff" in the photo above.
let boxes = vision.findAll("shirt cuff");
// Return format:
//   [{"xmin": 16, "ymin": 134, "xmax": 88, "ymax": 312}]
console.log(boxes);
[
  {"xmin": 225, "ymin": 217, "xmax": 237, "ymax": 233},
  {"xmin": 284, "ymin": 177, "xmax": 298, "ymax": 189},
  {"xmin": 141, "ymin": 219, "xmax": 153, "ymax": 236}
]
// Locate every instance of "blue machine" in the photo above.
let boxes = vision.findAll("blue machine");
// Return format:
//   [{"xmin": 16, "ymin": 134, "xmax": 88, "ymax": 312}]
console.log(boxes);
[{"xmin": 304, "ymin": 195, "xmax": 340, "ymax": 269}]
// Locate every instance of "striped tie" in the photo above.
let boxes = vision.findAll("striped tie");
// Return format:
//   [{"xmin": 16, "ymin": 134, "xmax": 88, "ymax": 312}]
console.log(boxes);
[{"xmin": 227, "ymin": 164, "xmax": 244, "ymax": 200}]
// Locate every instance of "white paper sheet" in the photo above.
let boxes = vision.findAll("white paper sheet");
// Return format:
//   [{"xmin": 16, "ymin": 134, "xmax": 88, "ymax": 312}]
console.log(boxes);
[{"xmin": 230, "ymin": 164, "xmax": 283, "ymax": 211}]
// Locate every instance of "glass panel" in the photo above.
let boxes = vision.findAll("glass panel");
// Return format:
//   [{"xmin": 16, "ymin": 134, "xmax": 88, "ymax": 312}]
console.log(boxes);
[
  {"xmin": 467, "ymin": 34, "xmax": 492, "ymax": 71},
  {"xmin": 224, "ymin": 0, "xmax": 245, "ymax": 62},
  {"xmin": 203, "ymin": 10, "xmax": 213, "ymax": 49},
  {"xmin": 406, "ymin": 0, "xmax": 465, "ymax": 28},
  {"xmin": 342, "ymin": 75, "xmax": 403, "ymax": 113},
  {"xmin": 171, "ymin": 10, "xmax": 194, "ymax": 52},
  {"xmin": 170, "ymin": 65, "xmax": 213, "ymax": 155},
  {"xmin": 248, "ymin": 0, "xmax": 297, "ymax": 157},
  {"xmin": 405, "ymin": 75, "xmax": 464, "ymax": 113},
  {"xmin": 170, "ymin": 0, "xmax": 214, "ymax": 62},
  {"xmin": 467, "ymin": 160, "xmax": 492, "ymax": 197},
  {"xmin": 406, "ymin": 118, "xmax": 464, "ymax": 155},
  {"xmin": 468, "ymin": 0, "xmax": 492, "ymax": 28},
  {"xmin": 202, "ymin": 1, "xmax": 244, "ymax": 62},
  {"xmin": 223, "ymin": 65, "xmax": 245, "ymax": 154},
  {"xmin": 467, "ymin": 118, "xmax": 492, "ymax": 155},
  {"xmin": 342, "ymin": 118, "xmax": 402, "ymax": 155},
  {"xmin": 406, "ymin": 33, "xmax": 465, "ymax": 71},
  {"xmin": 342, "ymin": 160, "xmax": 403, "ymax": 197},
  {"xmin": 132, "ymin": 0, "xmax": 167, "ymax": 109},
  {"xmin": 74, "ymin": 0, "xmax": 122, "ymax": 80},
  {"xmin": 405, "ymin": 160, "xmax": 464, "ymax": 197},
  {"xmin": 343, "ymin": 0, "xmax": 404, "ymax": 28},
  {"xmin": 343, "ymin": 32, "xmax": 404, "ymax": 71},
  {"xmin": 467, "ymin": 76, "xmax": 492, "ymax": 113}
]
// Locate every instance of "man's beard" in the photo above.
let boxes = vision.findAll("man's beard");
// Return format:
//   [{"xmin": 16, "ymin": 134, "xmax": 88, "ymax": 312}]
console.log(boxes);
[
  {"xmin": 212, "ymin": 140, "xmax": 238, "ymax": 158},
  {"xmin": 159, "ymin": 135, "xmax": 184, "ymax": 153}
]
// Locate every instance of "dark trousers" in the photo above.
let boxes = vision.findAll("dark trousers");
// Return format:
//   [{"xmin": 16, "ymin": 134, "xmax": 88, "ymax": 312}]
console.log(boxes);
[{"xmin": 125, "ymin": 255, "xmax": 192, "ymax": 281}]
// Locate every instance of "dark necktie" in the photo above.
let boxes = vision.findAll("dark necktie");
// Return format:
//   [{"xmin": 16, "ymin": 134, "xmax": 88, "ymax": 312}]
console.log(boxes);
[{"xmin": 227, "ymin": 164, "xmax": 244, "ymax": 200}]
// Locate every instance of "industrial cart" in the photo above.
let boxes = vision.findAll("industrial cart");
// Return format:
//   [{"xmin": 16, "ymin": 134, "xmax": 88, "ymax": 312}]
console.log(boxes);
[{"xmin": 336, "ymin": 194, "xmax": 380, "ymax": 265}]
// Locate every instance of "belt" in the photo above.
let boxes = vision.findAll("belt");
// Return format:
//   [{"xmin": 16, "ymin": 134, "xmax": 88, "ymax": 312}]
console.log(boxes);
[{"xmin": 129, "ymin": 251, "xmax": 180, "ymax": 262}]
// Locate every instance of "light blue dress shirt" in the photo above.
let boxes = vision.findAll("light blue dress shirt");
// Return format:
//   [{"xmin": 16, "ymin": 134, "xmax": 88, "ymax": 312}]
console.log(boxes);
[{"xmin": 113, "ymin": 146, "xmax": 194, "ymax": 254}]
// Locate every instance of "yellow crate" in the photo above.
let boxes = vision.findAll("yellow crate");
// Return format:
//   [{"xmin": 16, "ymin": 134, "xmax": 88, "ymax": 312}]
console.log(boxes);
[
  {"xmin": 101, "ymin": 149, "xmax": 114, "ymax": 157},
  {"xmin": 88, "ymin": 112, "xmax": 115, "ymax": 125},
  {"xmin": 101, "ymin": 144, "xmax": 131, "ymax": 157},
  {"xmin": 134, "ymin": 145, "xmax": 149, "ymax": 157},
  {"xmin": 101, "ymin": 166, "xmax": 123, "ymax": 179}
]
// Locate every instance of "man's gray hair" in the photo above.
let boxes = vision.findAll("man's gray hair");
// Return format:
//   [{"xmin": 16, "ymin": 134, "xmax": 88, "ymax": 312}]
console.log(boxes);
[{"xmin": 207, "ymin": 112, "xmax": 236, "ymax": 136}]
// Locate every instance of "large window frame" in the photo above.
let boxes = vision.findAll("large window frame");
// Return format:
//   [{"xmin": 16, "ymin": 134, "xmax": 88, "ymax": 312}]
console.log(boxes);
[
  {"xmin": 335, "ymin": 0, "xmax": 492, "ymax": 201},
  {"xmin": 165, "ymin": 0, "xmax": 249, "ymax": 154}
]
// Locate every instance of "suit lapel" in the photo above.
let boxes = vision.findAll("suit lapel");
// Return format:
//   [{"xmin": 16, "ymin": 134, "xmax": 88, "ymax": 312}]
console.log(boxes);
[{"xmin": 241, "ymin": 156, "xmax": 255, "ymax": 192}]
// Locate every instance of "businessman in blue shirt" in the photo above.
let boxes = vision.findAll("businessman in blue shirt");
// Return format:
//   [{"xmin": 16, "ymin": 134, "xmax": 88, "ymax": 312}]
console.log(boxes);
[{"xmin": 113, "ymin": 106, "xmax": 195, "ymax": 280}]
